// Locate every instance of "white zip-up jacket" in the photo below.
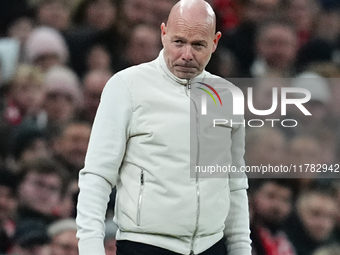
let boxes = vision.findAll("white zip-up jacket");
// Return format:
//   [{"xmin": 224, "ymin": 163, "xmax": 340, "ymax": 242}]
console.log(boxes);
[{"xmin": 76, "ymin": 50, "xmax": 251, "ymax": 255}]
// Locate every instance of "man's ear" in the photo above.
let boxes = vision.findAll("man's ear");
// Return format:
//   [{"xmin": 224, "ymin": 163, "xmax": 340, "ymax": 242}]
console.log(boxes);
[
  {"xmin": 212, "ymin": 31, "xmax": 222, "ymax": 53},
  {"xmin": 161, "ymin": 22, "xmax": 166, "ymax": 36},
  {"xmin": 161, "ymin": 22, "xmax": 166, "ymax": 45}
]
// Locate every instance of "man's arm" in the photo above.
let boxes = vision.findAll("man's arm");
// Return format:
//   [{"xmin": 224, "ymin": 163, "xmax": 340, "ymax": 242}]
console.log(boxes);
[
  {"xmin": 76, "ymin": 74, "xmax": 132, "ymax": 255},
  {"xmin": 224, "ymin": 119, "xmax": 252, "ymax": 255}
]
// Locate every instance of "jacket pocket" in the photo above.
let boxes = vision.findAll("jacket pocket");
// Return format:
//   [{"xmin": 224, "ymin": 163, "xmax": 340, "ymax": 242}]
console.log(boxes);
[{"xmin": 137, "ymin": 168, "xmax": 144, "ymax": 226}]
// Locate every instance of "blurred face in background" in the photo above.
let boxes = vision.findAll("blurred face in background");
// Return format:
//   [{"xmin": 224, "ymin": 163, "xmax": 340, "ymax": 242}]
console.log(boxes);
[
  {"xmin": 252, "ymin": 182, "xmax": 292, "ymax": 227},
  {"xmin": 86, "ymin": 45, "xmax": 112, "ymax": 72},
  {"xmin": 84, "ymin": 0, "xmax": 117, "ymax": 31},
  {"xmin": 50, "ymin": 230, "xmax": 78, "ymax": 255},
  {"xmin": 44, "ymin": 90, "xmax": 77, "ymax": 124},
  {"xmin": 18, "ymin": 171, "xmax": 62, "ymax": 214},
  {"xmin": 126, "ymin": 25, "xmax": 161, "ymax": 65},
  {"xmin": 122, "ymin": 0, "xmax": 154, "ymax": 26},
  {"xmin": 54, "ymin": 123, "xmax": 91, "ymax": 171},
  {"xmin": 34, "ymin": 53, "xmax": 62, "ymax": 72},
  {"xmin": 150, "ymin": 0, "xmax": 177, "ymax": 27},
  {"xmin": 82, "ymin": 70, "xmax": 111, "ymax": 123},
  {"xmin": 285, "ymin": 0, "xmax": 318, "ymax": 32},
  {"xmin": 19, "ymin": 138, "xmax": 51, "ymax": 164},
  {"xmin": 0, "ymin": 185, "xmax": 16, "ymax": 224},
  {"xmin": 11, "ymin": 78, "xmax": 45, "ymax": 116},
  {"xmin": 37, "ymin": 0, "xmax": 71, "ymax": 31},
  {"xmin": 243, "ymin": 0, "xmax": 280, "ymax": 23},
  {"xmin": 245, "ymin": 128, "xmax": 286, "ymax": 167},
  {"xmin": 257, "ymin": 24, "xmax": 298, "ymax": 72},
  {"xmin": 8, "ymin": 17, "xmax": 34, "ymax": 45},
  {"xmin": 297, "ymin": 193, "xmax": 337, "ymax": 242},
  {"xmin": 287, "ymin": 137, "xmax": 322, "ymax": 166}
]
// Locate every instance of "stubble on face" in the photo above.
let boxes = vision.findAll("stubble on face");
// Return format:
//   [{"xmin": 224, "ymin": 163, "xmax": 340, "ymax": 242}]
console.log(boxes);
[{"xmin": 161, "ymin": 0, "xmax": 220, "ymax": 80}]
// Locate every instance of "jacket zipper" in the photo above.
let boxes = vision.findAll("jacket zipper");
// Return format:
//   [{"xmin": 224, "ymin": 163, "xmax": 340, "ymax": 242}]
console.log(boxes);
[
  {"xmin": 137, "ymin": 168, "xmax": 144, "ymax": 226},
  {"xmin": 186, "ymin": 80, "xmax": 200, "ymax": 255}
]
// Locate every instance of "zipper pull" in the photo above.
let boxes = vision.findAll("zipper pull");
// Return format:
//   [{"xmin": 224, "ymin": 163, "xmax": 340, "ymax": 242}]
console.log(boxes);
[
  {"xmin": 141, "ymin": 169, "xmax": 144, "ymax": 185},
  {"xmin": 187, "ymin": 80, "xmax": 191, "ymax": 89}
]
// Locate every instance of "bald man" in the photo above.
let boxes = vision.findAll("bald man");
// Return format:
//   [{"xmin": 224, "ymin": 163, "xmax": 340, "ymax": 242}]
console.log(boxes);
[{"xmin": 76, "ymin": 1, "xmax": 251, "ymax": 255}]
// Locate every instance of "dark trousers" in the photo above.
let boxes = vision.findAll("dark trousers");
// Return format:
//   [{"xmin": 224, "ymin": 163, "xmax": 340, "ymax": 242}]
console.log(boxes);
[{"xmin": 116, "ymin": 238, "xmax": 227, "ymax": 255}]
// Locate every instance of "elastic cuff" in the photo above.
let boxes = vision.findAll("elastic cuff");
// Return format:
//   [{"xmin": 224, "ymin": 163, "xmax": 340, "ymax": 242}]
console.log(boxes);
[{"xmin": 78, "ymin": 237, "xmax": 105, "ymax": 255}]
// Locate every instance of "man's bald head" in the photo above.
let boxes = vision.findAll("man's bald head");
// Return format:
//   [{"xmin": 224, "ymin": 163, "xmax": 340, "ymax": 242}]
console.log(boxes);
[
  {"xmin": 160, "ymin": 0, "xmax": 221, "ymax": 79},
  {"xmin": 167, "ymin": 0, "xmax": 217, "ymax": 35}
]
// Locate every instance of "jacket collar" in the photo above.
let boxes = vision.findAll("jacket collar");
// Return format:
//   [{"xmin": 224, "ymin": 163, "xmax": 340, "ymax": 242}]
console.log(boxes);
[{"xmin": 157, "ymin": 49, "xmax": 206, "ymax": 86}]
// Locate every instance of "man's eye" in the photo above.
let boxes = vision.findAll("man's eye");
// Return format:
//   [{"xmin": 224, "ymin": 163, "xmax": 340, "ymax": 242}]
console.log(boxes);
[
  {"xmin": 194, "ymin": 44, "xmax": 205, "ymax": 49},
  {"xmin": 174, "ymin": 40, "xmax": 184, "ymax": 44}
]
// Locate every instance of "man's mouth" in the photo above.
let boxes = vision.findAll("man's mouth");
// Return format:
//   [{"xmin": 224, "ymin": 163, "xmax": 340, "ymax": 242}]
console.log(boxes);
[{"xmin": 175, "ymin": 65, "xmax": 197, "ymax": 71}]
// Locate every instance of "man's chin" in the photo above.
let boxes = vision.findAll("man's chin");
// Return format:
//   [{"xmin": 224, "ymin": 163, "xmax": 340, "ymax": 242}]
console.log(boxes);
[{"xmin": 174, "ymin": 70, "xmax": 198, "ymax": 80}]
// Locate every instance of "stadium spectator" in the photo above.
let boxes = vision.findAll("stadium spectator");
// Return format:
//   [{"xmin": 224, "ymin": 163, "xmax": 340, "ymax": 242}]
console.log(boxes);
[
  {"xmin": 290, "ymin": 71, "xmax": 331, "ymax": 128},
  {"xmin": 284, "ymin": 182, "xmax": 338, "ymax": 255},
  {"xmin": 79, "ymin": 69, "xmax": 113, "ymax": 124},
  {"xmin": 24, "ymin": 26, "xmax": 69, "ymax": 72},
  {"xmin": 220, "ymin": 0, "xmax": 281, "ymax": 76},
  {"xmin": 118, "ymin": 0, "xmax": 154, "ymax": 33},
  {"xmin": 249, "ymin": 179, "xmax": 297, "ymax": 255},
  {"xmin": 52, "ymin": 121, "xmax": 91, "ymax": 178},
  {"xmin": 2, "ymin": 64, "xmax": 46, "ymax": 127},
  {"xmin": 124, "ymin": 24, "xmax": 162, "ymax": 66},
  {"xmin": 43, "ymin": 66, "xmax": 82, "ymax": 129},
  {"xmin": 8, "ymin": 123, "xmax": 51, "ymax": 171},
  {"xmin": 0, "ymin": 169, "xmax": 17, "ymax": 253},
  {"xmin": 16, "ymin": 157, "xmax": 69, "ymax": 225},
  {"xmin": 70, "ymin": 0, "xmax": 124, "ymax": 75},
  {"xmin": 281, "ymin": 0, "xmax": 320, "ymax": 47},
  {"xmin": 48, "ymin": 218, "xmax": 78, "ymax": 255},
  {"xmin": 85, "ymin": 44, "xmax": 112, "ymax": 74},
  {"xmin": 245, "ymin": 126, "xmax": 286, "ymax": 176},
  {"xmin": 252, "ymin": 19, "xmax": 299, "ymax": 77},
  {"xmin": 9, "ymin": 220, "xmax": 50, "ymax": 255},
  {"xmin": 72, "ymin": 0, "xmax": 117, "ymax": 32},
  {"xmin": 149, "ymin": 0, "xmax": 178, "ymax": 28},
  {"xmin": 246, "ymin": 74, "xmax": 288, "ymax": 120},
  {"xmin": 6, "ymin": 13, "xmax": 35, "ymax": 62},
  {"xmin": 0, "ymin": 64, "xmax": 46, "ymax": 162},
  {"xmin": 286, "ymin": 136, "xmax": 323, "ymax": 189},
  {"xmin": 35, "ymin": 0, "xmax": 73, "ymax": 32}
]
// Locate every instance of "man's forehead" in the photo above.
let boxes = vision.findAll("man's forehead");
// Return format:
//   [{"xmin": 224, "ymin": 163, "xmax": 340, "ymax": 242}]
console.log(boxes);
[{"xmin": 167, "ymin": 18, "xmax": 214, "ymax": 38}]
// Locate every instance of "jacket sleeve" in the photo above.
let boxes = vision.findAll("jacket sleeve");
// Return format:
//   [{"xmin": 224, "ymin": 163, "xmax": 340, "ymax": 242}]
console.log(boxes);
[
  {"xmin": 76, "ymin": 74, "xmax": 132, "ymax": 255},
  {"xmin": 224, "ymin": 118, "xmax": 252, "ymax": 255}
]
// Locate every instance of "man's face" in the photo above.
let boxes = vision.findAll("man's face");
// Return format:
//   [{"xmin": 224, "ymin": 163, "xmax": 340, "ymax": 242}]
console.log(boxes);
[
  {"xmin": 252, "ymin": 182, "xmax": 292, "ymax": 227},
  {"xmin": 51, "ymin": 230, "xmax": 78, "ymax": 255},
  {"xmin": 245, "ymin": 0, "xmax": 279, "ymax": 23},
  {"xmin": 57, "ymin": 124, "xmax": 91, "ymax": 170},
  {"xmin": 161, "ymin": 18, "xmax": 221, "ymax": 79},
  {"xmin": 83, "ymin": 73, "xmax": 109, "ymax": 122},
  {"xmin": 257, "ymin": 25, "xmax": 298, "ymax": 71},
  {"xmin": 37, "ymin": 1, "xmax": 71, "ymax": 31},
  {"xmin": 298, "ymin": 193, "xmax": 337, "ymax": 242},
  {"xmin": 0, "ymin": 186, "xmax": 16, "ymax": 223},
  {"xmin": 18, "ymin": 172, "xmax": 62, "ymax": 215}
]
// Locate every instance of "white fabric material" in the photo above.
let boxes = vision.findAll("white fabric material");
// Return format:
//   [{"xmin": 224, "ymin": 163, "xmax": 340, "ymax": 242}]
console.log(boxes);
[{"xmin": 76, "ymin": 50, "xmax": 251, "ymax": 255}]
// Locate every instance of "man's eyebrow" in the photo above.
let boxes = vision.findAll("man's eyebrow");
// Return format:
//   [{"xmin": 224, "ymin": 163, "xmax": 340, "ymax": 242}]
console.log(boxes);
[
  {"xmin": 172, "ymin": 36, "xmax": 186, "ymax": 41},
  {"xmin": 171, "ymin": 36, "xmax": 207, "ymax": 45},
  {"xmin": 192, "ymin": 40, "xmax": 207, "ymax": 45}
]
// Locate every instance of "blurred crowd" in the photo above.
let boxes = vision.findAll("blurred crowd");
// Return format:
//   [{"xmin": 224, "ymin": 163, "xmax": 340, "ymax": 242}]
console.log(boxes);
[{"xmin": 0, "ymin": 0, "xmax": 340, "ymax": 255}]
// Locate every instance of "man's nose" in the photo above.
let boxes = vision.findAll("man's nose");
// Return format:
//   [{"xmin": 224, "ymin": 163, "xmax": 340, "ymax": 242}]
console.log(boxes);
[{"xmin": 182, "ymin": 45, "xmax": 193, "ymax": 61}]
